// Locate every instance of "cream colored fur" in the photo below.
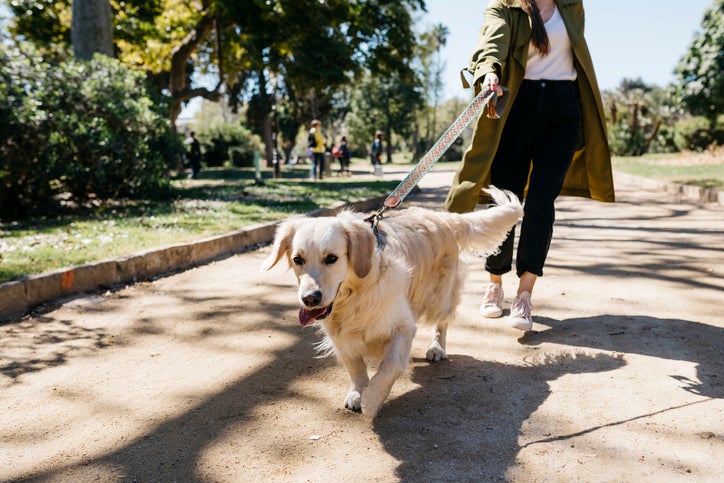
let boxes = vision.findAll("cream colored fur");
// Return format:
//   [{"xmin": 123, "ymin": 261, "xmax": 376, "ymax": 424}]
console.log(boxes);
[{"xmin": 261, "ymin": 187, "xmax": 522, "ymax": 418}]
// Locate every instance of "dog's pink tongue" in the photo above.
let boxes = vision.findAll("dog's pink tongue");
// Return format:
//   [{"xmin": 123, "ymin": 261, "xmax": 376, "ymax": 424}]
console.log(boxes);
[{"xmin": 299, "ymin": 307, "xmax": 326, "ymax": 326}]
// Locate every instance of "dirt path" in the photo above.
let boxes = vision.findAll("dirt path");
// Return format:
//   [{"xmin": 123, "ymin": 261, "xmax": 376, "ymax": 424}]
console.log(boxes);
[{"xmin": 1, "ymin": 168, "xmax": 723, "ymax": 482}]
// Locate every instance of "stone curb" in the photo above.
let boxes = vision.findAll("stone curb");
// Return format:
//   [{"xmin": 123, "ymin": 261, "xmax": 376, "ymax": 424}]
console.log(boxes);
[{"xmin": 0, "ymin": 195, "xmax": 387, "ymax": 322}]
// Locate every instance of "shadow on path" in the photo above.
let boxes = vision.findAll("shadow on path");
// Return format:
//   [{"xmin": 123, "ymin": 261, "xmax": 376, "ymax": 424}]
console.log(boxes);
[
  {"xmin": 374, "ymin": 313, "xmax": 722, "ymax": 481},
  {"xmin": 521, "ymin": 315, "xmax": 723, "ymax": 400},
  {"xmin": 375, "ymin": 351, "xmax": 624, "ymax": 481}
]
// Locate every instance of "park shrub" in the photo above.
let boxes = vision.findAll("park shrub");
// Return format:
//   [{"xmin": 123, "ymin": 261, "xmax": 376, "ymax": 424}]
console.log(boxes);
[
  {"xmin": 674, "ymin": 116, "xmax": 716, "ymax": 151},
  {"xmin": 0, "ymin": 44, "xmax": 173, "ymax": 220},
  {"xmin": 607, "ymin": 122, "xmax": 646, "ymax": 157},
  {"xmin": 196, "ymin": 124, "xmax": 259, "ymax": 168}
]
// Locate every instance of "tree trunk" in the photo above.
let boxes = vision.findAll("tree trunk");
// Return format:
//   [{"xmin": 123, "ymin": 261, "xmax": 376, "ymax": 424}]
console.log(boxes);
[
  {"xmin": 71, "ymin": 0, "xmax": 114, "ymax": 60},
  {"xmin": 630, "ymin": 102, "xmax": 639, "ymax": 139},
  {"xmin": 168, "ymin": 10, "xmax": 221, "ymax": 133},
  {"xmin": 642, "ymin": 119, "xmax": 662, "ymax": 154},
  {"xmin": 411, "ymin": 120, "xmax": 422, "ymax": 162},
  {"xmin": 262, "ymin": 115, "xmax": 274, "ymax": 168}
]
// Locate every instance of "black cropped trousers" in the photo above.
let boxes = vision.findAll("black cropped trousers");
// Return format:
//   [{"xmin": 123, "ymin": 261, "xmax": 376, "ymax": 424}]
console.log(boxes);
[{"xmin": 486, "ymin": 79, "xmax": 581, "ymax": 277}]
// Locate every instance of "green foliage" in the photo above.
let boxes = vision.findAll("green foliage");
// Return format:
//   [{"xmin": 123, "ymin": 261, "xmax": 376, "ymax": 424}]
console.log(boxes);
[
  {"xmin": 7, "ymin": 0, "xmax": 72, "ymax": 50},
  {"xmin": 344, "ymin": 72, "xmax": 424, "ymax": 161},
  {"xmin": 674, "ymin": 116, "xmax": 717, "ymax": 151},
  {"xmin": 196, "ymin": 124, "xmax": 260, "ymax": 168},
  {"xmin": 224, "ymin": 0, "xmax": 426, "ymax": 145},
  {"xmin": 602, "ymin": 79, "xmax": 675, "ymax": 156},
  {"xmin": 671, "ymin": 0, "xmax": 724, "ymax": 128},
  {"xmin": 607, "ymin": 123, "xmax": 647, "ymax": 157},
  {"xmin": 0, "ymin": 44, "xmax": 173, "ymax": 220},
  {"xmin": 8, "ymin": 0, "xmax": 172, "ymax": 70},
  {"xmin": 7, "ymin": 0, "xmax": 428, "ymax": 161}
]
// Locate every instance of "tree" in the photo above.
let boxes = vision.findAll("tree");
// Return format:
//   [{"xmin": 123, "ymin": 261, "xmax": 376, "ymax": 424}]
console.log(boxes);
[
  {"xmin": 345, "ymin": 72, "xmax": 424, "ymax": 163},
  {"xmin": 71, "ymin": 0, "xmax": 114, "ymax": 59},
  {"xmin": 224, "ymin": 0, "xmax": 426, "ymax": 166},
  {"xmin": 8, "ymin": 0, "xmax": 226, "ymax": 130},
  {"xmin": 603, "ymin": 78, "xmax": 672, "ymax": 156},
  {"xmin": 7, "ymin": 0, "xmax": 427, "ymax": 149},
  {"xmin": 6, "ymin": 0, "xmax": 72, "ymax": 50},
  {"xmin": 416, "ymin": 23, "xmax": 449, "ymax": 156},
  {"xmin": 671, "ymin": 0, "xmax": 724, "ymax": 129},
  {"xmin": 115, "ymin": 0, "xmax": 226, "ymax": 131},
  {"xmin": 166, "ymin": 3, "xmax": 223, "ymax": 132}
]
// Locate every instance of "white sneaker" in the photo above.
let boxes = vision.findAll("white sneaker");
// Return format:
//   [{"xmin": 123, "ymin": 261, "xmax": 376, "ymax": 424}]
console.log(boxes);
[
  {"xmin": 480, "ymin": 283, "xmax": 504, "ymax": 318},
  {"xmin": 508, "ymin": 291, "xmax": 533, "ymax": 331}
]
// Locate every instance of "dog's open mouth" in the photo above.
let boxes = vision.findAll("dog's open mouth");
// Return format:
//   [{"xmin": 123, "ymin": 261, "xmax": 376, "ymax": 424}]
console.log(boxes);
[{"xmin": 298, "ymin": 303, "xmax": 333, "ymax": 326}]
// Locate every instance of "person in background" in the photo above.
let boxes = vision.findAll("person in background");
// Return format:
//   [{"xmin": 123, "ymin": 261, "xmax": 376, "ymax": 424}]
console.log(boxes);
[
  {"xmin": 370, "ymin": 131, "xmax": 383, "ymax": 168},
  {"xmin": 445, "ymin": 0, "xmax": 614, "ymax": 331},
  {"xmin": 338, "ymin": 136, "xmax": 351, "ymax": 176},
  {"xmin": 184, "ymin": 131, "xmax": 202, "ymax": 179},
  {"xmin": 309, "ymin": 119, "xmax": 326, "ymax": 180}
]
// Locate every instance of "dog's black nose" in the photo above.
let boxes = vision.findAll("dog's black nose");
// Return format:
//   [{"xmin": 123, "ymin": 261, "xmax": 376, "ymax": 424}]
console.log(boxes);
[{"xmin": 302, "ymin": 291, "xmax": 322, "ymax": 307}]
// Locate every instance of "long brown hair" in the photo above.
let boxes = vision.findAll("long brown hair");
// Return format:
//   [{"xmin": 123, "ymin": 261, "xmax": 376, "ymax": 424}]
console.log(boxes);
[{"xmin": 521, "ymin": 0, "xmax": 550, "ymax": 55}]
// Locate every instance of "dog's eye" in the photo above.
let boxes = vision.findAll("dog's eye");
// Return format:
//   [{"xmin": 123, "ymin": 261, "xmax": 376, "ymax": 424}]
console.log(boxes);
[
  {"xmin": 323, "ymin": 254, "xmax": 338, "ymax": 265},
  {"xmin": 292, "ymin": 255, "xmax": 304, "ymax": 266}
]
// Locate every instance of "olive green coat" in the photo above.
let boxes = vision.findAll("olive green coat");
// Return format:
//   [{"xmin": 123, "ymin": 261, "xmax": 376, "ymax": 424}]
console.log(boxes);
[{"xmin": 445, "ymin": 0, "xmax": 615, "ymax": 214}]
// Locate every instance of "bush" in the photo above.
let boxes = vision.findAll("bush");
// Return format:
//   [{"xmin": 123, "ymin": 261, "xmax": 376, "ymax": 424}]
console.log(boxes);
[
  {"xmin": 0, "ymin": 45, "xmax": 173, "ymax": 219},
  {"xmin": 674, "ymin": 116, "xmax": 715, "ymax": 151},
  {"xmin": 196, "ymin": 124, "xmax": 259, "ymax": 168},
  {"xmin": 646, "ymin": 124, "xmax": 678, "ymax": 154},
  {"xmin": 607, "ymin": 123, "xmax": 646, "ymax": 156}
]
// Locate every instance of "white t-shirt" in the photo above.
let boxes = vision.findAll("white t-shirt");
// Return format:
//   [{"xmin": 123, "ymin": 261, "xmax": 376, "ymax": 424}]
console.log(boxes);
[{"xmin": 525, "ymin": 6, "xmax": 577, "ymax": 81}]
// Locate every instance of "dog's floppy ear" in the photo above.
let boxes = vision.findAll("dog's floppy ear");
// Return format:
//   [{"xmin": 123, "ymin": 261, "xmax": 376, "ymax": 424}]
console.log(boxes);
[
  {"xmin": 344, "ymin": 217, "xmax": 375, "ymax": 278},
  {"xmin": 260, "ymin": 219, "xmax": 298, "ymax": 271}
]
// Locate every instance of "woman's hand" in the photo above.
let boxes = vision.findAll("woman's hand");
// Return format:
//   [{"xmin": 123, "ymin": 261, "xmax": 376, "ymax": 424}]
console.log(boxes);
[{"xmin": 483, "ymin": 73, "xmax": 504, "ymax": 96}]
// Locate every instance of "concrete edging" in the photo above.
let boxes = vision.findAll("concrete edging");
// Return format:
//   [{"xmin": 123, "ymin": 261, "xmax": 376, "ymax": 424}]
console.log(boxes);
[{"xmin": 0, "ymin": 195, "xmax": 387, "ymax": 322}]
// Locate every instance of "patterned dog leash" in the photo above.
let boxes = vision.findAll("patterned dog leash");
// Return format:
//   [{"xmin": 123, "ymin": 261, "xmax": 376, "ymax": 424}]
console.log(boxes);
[{"xmin": 365, "ymin": 86, "xmax": 507, "ymax": 239}]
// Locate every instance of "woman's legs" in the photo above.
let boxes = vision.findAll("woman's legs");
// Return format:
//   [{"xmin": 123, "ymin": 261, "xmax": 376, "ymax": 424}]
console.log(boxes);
[
  {"xmin": 493, "ymin": 271, "xmax": 536, "ymax": 295},
  {"xmin": 486, "ymin": 80, "xmax": 581, "ymax": 328},
  {"xmin": 485, "ymin": 81, "xmax": 536, "ymax": 283}
]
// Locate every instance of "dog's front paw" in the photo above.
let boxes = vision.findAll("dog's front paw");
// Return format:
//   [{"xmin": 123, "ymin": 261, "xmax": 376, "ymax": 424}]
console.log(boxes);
[
  {"xmin": 360, "ymin": 395, "xmax": 382, "ymax": 419},
  {"xmin": 361, "ymin": 383, "xmax": 390, "ymax": 419},
  {"xmin": 426, "ymin": 342, "xmax": 447, "ymax": 362},
  {"xmin": 344, "ymin": 390, "xmax": 362, "ymax": 412}
]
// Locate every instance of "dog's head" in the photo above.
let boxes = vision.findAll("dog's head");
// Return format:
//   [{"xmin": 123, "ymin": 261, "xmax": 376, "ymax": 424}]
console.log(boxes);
[{"xmin": 261, "ymin": 212, "xmax": 376, "ymax": 326}]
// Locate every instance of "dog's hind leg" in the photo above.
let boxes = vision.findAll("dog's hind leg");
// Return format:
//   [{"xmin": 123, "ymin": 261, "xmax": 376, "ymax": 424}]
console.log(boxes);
[
  {"xmin": 338, "ymin": 353, "xmax": 369, "ymax": 412},
  {"xmin": 426, "ymin": 319, "xmax": 449, "ymax": 362},
  {"xmin": 361, "ymin": 321, "xmax": 416, "ymax": 418},
  {"xmin": 422, "ymin": 250, "xmax": 461, "ymax": 362}
]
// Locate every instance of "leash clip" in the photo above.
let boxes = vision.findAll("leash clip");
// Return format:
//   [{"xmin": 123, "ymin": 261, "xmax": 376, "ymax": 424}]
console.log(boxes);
[{"xmin": 364, "ymin": 206, "xmax": 388, "ymax": 248}]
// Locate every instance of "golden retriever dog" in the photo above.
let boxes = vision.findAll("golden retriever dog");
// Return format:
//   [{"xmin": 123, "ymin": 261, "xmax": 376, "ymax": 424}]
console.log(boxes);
[{"xmin": 261, "ymin": 188, "xmax": 522, "ymax": 418}]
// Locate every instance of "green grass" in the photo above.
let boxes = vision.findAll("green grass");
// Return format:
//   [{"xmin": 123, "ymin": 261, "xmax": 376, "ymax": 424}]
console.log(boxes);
[
  {"xmin": 612, "ymin": 153, "xmax": 724, "ymax": 190},
  {"xmin": 0, "ymin": 162, "xmax": 398, "ymax": 284}
]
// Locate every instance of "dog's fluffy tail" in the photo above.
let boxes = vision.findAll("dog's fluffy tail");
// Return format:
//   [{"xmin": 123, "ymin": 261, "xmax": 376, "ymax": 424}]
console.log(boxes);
[{"xmin": 449, "ymin": 187, "xmax": 523, "ymax": 255}]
